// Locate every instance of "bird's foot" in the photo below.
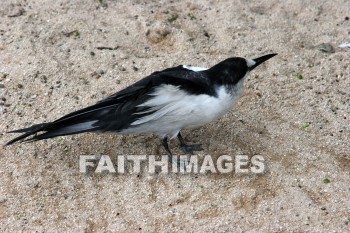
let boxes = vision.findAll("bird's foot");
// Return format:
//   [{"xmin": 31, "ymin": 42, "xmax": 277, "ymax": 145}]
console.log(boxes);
[
  {"xmin": 177, "ymin": 132, "xmax": 203, "ymax": 155},
  {"xmin": 180, "ymin": 143, "xmax": 203, "ymax": 155}
]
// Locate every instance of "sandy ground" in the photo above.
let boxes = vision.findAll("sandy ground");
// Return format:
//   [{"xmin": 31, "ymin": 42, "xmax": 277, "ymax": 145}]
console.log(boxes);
[{"xmin": 0, "ymin": 0, "xmax": 350, "ymax": 232}]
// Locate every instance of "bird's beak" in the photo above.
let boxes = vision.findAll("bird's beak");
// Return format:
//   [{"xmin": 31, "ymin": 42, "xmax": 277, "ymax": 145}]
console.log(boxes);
[{"xmin": 249, "ymin": 53, "xmax": 277, "ymax": 71}]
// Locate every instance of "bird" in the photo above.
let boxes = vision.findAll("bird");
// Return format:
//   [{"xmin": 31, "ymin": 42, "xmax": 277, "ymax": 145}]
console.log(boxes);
[{"xmin": 5, "ymin": 53, "xmax": 277, "ymax": 157}]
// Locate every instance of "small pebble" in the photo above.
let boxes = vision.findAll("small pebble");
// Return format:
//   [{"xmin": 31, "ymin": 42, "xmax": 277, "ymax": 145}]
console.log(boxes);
[
  {"xmin": 8, "ymin": 7, "xmax": 25, "ymax": 17},
  {"xmin": 93, "ymin": 73, "xmax": 101, "ymax": 79},
  {"xmin": 91, "ymin": 71, "xmax": 104, "ymax": 79},
  {"xmin": 316, "ymin": 43, "xmax": 335, "ymax": 53},
  {"xmin": 40, "ymin": 75, "xmax": 47, "ymax": 83},
  {"xmin": 0, "ymin": 84, "xmax": 4, "ymax": 88},
  {"xmin": 0, "ymin": 73, "xmax": 7, "ymax": 81},
  {"xmin": 17, "ymin": 84, "xmax": 24, "ymax": 88}
]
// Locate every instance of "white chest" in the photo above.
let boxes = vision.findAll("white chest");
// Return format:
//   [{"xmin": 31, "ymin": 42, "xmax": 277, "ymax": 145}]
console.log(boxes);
[{"xmin": 186, "ymin": 83, "xmax": 244, "ymax": 127}]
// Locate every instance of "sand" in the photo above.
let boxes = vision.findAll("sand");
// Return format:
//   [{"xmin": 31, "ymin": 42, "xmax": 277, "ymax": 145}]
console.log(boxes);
[{"xmin": 0, "ymin": 0, "xmax": 349, "ymax": 232}]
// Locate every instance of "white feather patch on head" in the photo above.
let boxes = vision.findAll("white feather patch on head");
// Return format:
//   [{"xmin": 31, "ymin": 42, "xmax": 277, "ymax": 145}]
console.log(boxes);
[
  {"xmin": 182, "ymin": 65, "xmax": 208, "ymax": 72},
  {"xmin": 246, "ymin": 59, "xmax": 256, "ymax": 68}
]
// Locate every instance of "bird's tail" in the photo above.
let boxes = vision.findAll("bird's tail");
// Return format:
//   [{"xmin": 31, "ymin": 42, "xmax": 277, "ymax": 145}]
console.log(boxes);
[{"xmin": 5, "ymin": 103, "xmax": 119, "ymax": 146}]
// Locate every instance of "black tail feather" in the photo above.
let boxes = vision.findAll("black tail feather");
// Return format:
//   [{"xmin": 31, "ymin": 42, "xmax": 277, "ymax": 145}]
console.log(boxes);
[
  {"xmin": 4, "ymin": 104, "xmax": 119, "ymax": 146},
  {"xmin": 5, "ymin": 123, "xmax": 50, "ymax": 146},
  {"xmin": 21, "ymin": 127, "xmax": 100, "ymax": 143},
  {"xmin": 5, "ymin": 119, "xmax": 102, "ymax": 146},
  {"xmin": 7, "ymin": 123, "xmax": 50, "ymax": 133}
]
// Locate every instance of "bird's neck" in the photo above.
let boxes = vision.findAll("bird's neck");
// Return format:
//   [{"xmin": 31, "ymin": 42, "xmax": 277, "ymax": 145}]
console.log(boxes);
[{"xmin": 225, "ymin": 77, "xmax": 245, "ymax": 96}]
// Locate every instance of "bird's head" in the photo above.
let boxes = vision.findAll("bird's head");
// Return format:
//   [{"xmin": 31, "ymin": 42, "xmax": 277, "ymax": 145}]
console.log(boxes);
[{"xmin": 208, "ymin": 53, "xmax": 277, "ymax": 85}]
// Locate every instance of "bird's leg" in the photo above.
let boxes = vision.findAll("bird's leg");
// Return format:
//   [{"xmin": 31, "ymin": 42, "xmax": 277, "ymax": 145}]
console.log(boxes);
[
  {"xmin": 162, "ymin": 137, "xmax": 182, "ymax": 167},
  {"xmin": 177, "ymin": 132, "xmax": 203, "ymax": 155},
  {"xmin": 162, "ymin": 137, "xmax": 174, "ymax": 162}
]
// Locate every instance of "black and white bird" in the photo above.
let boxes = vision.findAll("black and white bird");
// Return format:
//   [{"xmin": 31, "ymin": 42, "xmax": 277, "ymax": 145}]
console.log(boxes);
[{"xmin": 6, "ymin": 54, "xmax": 277, "ymax": 156}]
